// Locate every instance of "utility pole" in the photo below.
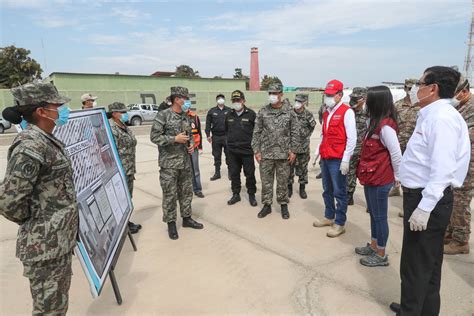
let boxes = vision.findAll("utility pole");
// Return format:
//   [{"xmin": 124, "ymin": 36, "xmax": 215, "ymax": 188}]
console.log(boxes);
[{"xmin": 463, "ymin": 0, "xmax": 474, "ymax": 82}]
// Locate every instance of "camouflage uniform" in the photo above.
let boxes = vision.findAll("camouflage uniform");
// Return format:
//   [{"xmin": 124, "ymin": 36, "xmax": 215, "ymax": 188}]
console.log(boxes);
[
  {"xmin": 109, "ymin": 102, "xmax": 137, "ymax": 196},
  {"xmin": 394, "ymin": 79, "xmax": 419, "ymax": 154},
  {"xmin": 252, "ymin": 84, "xmax": 297, "ymax": 205},
  {"xmin": 0, "ymin": 82, "xmax": 78, "ymax": 315},
  {"xmin": 446, "ymin": 81, "xmax": 473, "ymax": 246},
  {"xmin": 347, "ymin": 87, "xmax": 369, "ymax": 194},
  {"xmin": 289, "ymin": 94, "xmax": 316, "ymax": 185},
  {"xmin": 150, "ymin": 87, "xmax": 194, "ymax": 223}
]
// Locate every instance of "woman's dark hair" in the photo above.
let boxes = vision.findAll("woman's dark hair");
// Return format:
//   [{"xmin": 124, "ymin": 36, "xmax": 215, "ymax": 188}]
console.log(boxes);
[
  {"xmin": 365, "ymin": 86, "xmax": 398, "ymax": 138},
  {"xmin": 2, "ymin": 102, "xmax": 48, "ymax": 125},
  {"xmin": 423, "ymin": 66, "xmax": 461, "ymax": 99}
]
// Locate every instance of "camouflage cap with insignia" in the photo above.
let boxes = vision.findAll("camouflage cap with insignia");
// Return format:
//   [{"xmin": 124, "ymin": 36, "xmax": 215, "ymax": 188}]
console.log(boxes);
[
  {"xmin": 295, "ymin": 93, "xmax": 308, "ymax": 102},
  {"xmin": 108, "ymin": 102, "xmax": 127, "ymax": 113},
  {"xmin": 455, "ymin": 74, "xmax": 469, "ymax": 94},
  {"xmin": 11, "ymin": 82, "xmax": 71, "ymax": 107},
  {"xmin": 404, "ymin": 78, "xmax": 417, "ymax": 88},
  {"xmin": 170, "ymin": 86, "xmax": 189, "ymax": 98},
  {"xmin": 268, "ymin": 83, "xmax": 283, "ymax": 93},
  {"xmin": 349, "ymin": 87, "xmax": 368, "ymax": 98}
]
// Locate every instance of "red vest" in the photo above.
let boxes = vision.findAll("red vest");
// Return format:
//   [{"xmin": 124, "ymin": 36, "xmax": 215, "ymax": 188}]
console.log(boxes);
[
  {"xmin": 357, "ymin": 118, "xmax": 398, "ymax": 186},
  {"xmin": 320, "ymin": 104, "xmax": 350, "ymax": 159}
]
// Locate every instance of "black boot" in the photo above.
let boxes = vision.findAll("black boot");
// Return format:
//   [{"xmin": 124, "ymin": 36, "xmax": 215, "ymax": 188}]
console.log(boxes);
[
  {"xmin": 210, "ymin": 167, "xmax": 221, "ymax": 181},
  {"xmin": 167, "ymin": 222, "xmax": 178, "ymax": 240},
  {"xmin": 249, "ymin": 194, "xmax": 257, "ymax": 207},
  {"xmin": 389, "ymin": 302, "xmax": 400, "ymax": 314},
  {"xmin": 281, "ymin": 204, "xmax": 290, "ymax": 219},
  {"xmin": 288, "ymin": 183, "xmax": 293, "ymax": 198},
  {"xmin": 257, "ymin": 204, "xmax": 272, "ymax": 218},
  {"xmin": 299, "ymin": 184, "xmax": 307, "ymax": 199},
  {"xmin": 348, "ymin": 192, "xmax": 354, "ymax": 205},
  {"xmin": 227, "ymin": 193, "xmax": 241, "ymax": 205},
  {"xmin": 128, "ymin": 221, "xmax": 140, "ymax": 234},
  {"xmin": 183, "ymin": 216, "xmax": 204, "ymax": 229}
]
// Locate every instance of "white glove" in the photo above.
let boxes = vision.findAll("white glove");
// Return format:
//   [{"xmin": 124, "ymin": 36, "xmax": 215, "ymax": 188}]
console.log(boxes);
[
  {"xmin": 408, "ymin": 208, "xmax": 430, "ymax": 231},
  {"xmin": 339, "ymin": 161, "xmax": 349, "ymax": 175}
]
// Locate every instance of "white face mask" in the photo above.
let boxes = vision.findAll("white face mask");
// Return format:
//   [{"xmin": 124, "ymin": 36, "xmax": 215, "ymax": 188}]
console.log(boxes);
[
  {"xmin": 217, "ymin": 98, "xmax": 225, "ymax": 105},
  {"xmin": 409, "ymin": 84, "xmax": 433, "ymax": 105},
  {"xmin": 92, "ymin": 101, "xmax": 97, "ymax": 107},
  {"xmin": 324, "ymin": 96, "xmax": 336, "ymax": 108},
  {"xmin": 232, "ymin": 102, "xmax": 243, "ymax": 111},
  {"xmin": 268, "ymin": 95, "xmax": 279, "ymax": 105},
  {"xmin": 293, "ymin": 101, "xmax": 303, "ymax": 110},
  {"xmin": 451, "ymin": 96, "xmax": 461, "ymax": 107}
]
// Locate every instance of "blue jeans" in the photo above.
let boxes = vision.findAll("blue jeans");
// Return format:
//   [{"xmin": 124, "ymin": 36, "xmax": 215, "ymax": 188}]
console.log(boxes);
[
  {"xmin": 364, "ymin": 183, "xmax": 393, "ymax": 249},
  {"xmin": 191, "ymin": 149, "xmax": 202, "ymax": 193},
  {"xmin": 321, "ymin": 159, "xmax": 348, "ymax": 226}
]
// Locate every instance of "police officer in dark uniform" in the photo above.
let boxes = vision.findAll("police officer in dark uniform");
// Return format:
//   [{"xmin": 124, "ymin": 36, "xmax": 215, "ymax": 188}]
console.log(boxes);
[
  {"xmin": 205, "ymin": 94, "xmax": 230, "ymax": 180},
  {"xmin": 225, "ymin": 90, "xmax": 258, "ymax": 206}
]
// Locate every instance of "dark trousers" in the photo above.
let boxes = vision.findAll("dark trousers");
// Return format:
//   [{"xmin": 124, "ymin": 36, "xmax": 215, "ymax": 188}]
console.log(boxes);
[
  {"xmin": 211, "ymin": 135, "xmax": 228, "ymax": 168},
  {"xmin": 400, "ymin": 187, "xmax": 453, "ymax": 316},
  {"xmin": 228, "ymin": 150, "xmax": 256, "ymax": 195}
]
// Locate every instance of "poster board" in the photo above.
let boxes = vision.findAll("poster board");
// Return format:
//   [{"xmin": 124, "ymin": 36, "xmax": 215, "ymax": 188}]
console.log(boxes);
[{"xmin": 52, "ymin": 108, "xmax": 133, "ymax": 297}]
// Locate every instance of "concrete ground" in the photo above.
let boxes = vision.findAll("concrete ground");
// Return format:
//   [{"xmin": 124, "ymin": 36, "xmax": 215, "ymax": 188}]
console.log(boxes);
[{"xmin": 0, "ymin": 125, "xmax": 473, "ymax": 315}]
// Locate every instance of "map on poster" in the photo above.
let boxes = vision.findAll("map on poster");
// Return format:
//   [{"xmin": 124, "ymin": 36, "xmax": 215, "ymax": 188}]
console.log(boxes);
[{"xmin": 52, "ymin": 108, "xmax": 133, "ymax": 297}]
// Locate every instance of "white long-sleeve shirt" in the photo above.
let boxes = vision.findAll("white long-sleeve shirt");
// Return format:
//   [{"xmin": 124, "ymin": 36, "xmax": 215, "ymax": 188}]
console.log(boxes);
[
  {"xmin": 399, "ymin": 98, "xmax": 470, "ymax": 213},
  {"xmin": 379, "ymin": 125, "xmax": 402, "ymax": 180},
  {"xmin": 323, "ymin": 101, "xmax": 357, "ymax": 163}
]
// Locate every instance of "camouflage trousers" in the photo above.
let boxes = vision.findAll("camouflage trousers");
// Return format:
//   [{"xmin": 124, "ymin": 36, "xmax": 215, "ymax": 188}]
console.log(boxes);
[
  {"xmin": 126, "ymin": 173, "xmax": 135, "ymax": 197},
  {"xmin": 22, "ymin": 254, "xmax": 72, "ymax": 316},
  {"xmin": 260, "ymin": 159, "xmax": 290, "ymax": 205},
  {"xmin": 347, "ymin": 149, "xmax": 361, "ymax": 193},
  {"xmin": 289, "ymin": 152, "xmax": 310, "ymax": 185},
  {"xmin": 160, "ymin": 167, "xmax": 193, "ymax": 223},
  {"xmin": 445, "ymin": 187, "xmax": 472, "ymax": 243}
]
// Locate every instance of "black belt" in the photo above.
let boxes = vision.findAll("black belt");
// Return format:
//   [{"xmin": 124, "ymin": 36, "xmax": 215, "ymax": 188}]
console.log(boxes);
[{"xmin": 402, "ymin": 186, "xmax": 452, "ymax": 194}]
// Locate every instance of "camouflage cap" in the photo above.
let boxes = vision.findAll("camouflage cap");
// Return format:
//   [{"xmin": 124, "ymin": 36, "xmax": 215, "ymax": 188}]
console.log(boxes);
[
  {"xmin": 404, "ymin": 78, "xmax": 417, "ymax": 87},
  {"xmin": 11, "ymin": 82, "xmax": 71, "ymax": 107},
  {"xmin": 349, "ymin": 87, "xmax": 367, "ymax": 98},
  {"xmin": 268, "ymin": 83, "xmax": 283, "ymax": 93},
  {"xmin": 108, "ymin": 102, "xmax": 127, "ymax": 113},
  {"xmin": 170, "ymin": 86, "xmax": 189, "ymax": 97},
  {"xmin": 455, "ymin": 74, "xmax": 469, "ymax": 94},
  {"xmin": 295, "ymin": 93, "xmax": 308, "ymax": 102}
]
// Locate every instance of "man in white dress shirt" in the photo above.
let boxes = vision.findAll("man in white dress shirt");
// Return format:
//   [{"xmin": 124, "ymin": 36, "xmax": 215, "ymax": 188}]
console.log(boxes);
[
  {"xmin": 313, "ymin": 79, "xmax": 356, "ymax": 237},
  {"xmin": 390, "ymin": 66, "xmax": 470, "ymax": 316}
]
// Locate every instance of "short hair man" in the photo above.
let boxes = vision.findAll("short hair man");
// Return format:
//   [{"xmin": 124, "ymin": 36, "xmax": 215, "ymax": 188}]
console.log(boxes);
[
  {"xmin": 313, "ymin": 79, "xmax": 356, "ymax": 238},
  {"xmin": 390, "ymin": 66, "xmax": 470, "ymax": 315},
  {"xmin": 81, "ymin": 93, "xmax": 98, "ymax": 109}
]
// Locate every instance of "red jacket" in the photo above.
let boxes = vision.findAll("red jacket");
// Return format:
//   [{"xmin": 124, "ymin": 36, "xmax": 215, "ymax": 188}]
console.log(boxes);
[
  {"xmin": 357, "ymin": 118, "xmax": 398, "ymax": 186},
  {"xmin": 319, "ymin": 104, "xmax": 350, "ymax": 159}
]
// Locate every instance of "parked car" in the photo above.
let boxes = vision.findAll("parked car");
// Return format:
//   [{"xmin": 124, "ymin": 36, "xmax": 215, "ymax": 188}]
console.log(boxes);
[
  {"xmin": 127, "ymin": 104, "xmax": 159, "ymax": 126},
  {"xmin": 0, "ymin": 115, "xmax": 12, "ymax": 134}
]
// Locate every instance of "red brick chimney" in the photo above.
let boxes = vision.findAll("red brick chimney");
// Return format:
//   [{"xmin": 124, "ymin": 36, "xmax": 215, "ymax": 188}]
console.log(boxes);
[{"xmin": 249, "ymin": 47, "xmax": 260, "ymax": 91}]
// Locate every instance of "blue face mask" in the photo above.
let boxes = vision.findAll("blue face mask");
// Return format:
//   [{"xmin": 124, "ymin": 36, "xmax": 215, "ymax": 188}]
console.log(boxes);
[
  {"xmin": 120, "ymin": 112, "xmax": 129, "ymax": 123},
  {"xmin": 20, "ymin": 119, "xmax": 28, "ymax": 130},
  {"xmin": 45, "ymin": 105, "xmax": 70, "ymax": 126},
  {"xmin": 181, "ymin": 100, "xmax": 191, "ymax": 112}
]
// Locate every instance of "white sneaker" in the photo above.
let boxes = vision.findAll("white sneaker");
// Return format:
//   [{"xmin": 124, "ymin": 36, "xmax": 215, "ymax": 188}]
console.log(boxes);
[
  {"xmin": 313, "ymin": 218, "xmax": 334, "ymax": 228},
  {"xmin": 327, "ymin": 224, "xmax": 345, "ymax": 237}
]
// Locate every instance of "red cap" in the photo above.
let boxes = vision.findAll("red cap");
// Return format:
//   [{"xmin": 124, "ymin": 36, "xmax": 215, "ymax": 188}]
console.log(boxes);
[{"xmin": 324, "ymin": 80, "xmax": 343, "ymax": 95}]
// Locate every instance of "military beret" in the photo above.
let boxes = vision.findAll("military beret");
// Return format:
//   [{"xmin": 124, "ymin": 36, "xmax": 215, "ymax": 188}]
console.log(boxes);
[{"xmin": 11, "ymin": 82, "xmax": 71, "ymax": 107}]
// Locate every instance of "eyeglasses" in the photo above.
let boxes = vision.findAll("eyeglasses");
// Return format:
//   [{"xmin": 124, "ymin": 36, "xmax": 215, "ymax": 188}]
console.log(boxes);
[{"xmin": 415, "ymin": 80, "xmax": 430, "ymax": 86}]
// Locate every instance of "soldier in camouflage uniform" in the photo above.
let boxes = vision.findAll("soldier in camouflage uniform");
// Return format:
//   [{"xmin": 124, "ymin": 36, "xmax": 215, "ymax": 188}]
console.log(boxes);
[
  {"xmin": 150, "ymin": 86, "xmax": 204, "ymax": 240},
  {"xmin": 444, "ymin": 76, "xmax": 473, "ymax": 254},
  {"xmin": 389, "ymin": 78, "xmax": 419, "ymax": 202},
  {"xmin": 347, "ymin": 87, "xmax": 369, "ymax": 205},
  {"xmin": 0, "ymin": 82, "xmax": 78, "ymax": 315},
  {"xmin": 108, "ymin": 102, "xmax": 142, "ymax": 234},
  {"xmin": 252, "ymin": 83, "xmax": 297, "ymax": 219},
  {"xmin": 288, "ymin": 94, "xmax": 316, "ymax": 199}
]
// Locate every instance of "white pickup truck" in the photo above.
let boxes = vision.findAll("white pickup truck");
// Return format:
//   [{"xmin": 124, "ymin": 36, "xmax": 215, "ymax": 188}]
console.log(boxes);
[{"xmin": 127, "ymin": 103, "xmax": 159, "ymax": 126}]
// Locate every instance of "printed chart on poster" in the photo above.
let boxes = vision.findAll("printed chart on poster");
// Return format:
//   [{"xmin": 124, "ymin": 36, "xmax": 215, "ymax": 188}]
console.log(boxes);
[{"xmin": 53, "ymin": 108, "xmax": 133, "ymax": 297}]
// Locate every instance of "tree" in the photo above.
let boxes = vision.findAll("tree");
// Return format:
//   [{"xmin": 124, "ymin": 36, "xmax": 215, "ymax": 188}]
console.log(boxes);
[
  {"xmin": 174, "ymin": 65, "xmax": 200, "ymax": 78},
  {"xmin": 0, "ymin": 45, "xmax": 43, "ymax": 89},
  {"xmin": 260, "ymin": 75, "xmax": 283, "ymax": 91}
]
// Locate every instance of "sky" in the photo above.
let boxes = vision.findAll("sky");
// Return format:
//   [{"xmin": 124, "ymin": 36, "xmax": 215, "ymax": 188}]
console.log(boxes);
[{"xmin": 0, "ymin": 0, "xmax": 472, "ymax": 87}]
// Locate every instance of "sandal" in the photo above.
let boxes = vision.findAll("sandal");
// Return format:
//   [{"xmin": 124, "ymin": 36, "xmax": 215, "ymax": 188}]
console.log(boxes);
[
  {"xmin": 360, "ymin": 253, "xmax": 389, "ymax": 267},
  {"xmin": 355, "ymin": 243, "xmax": 376, "ymax": 256}
]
